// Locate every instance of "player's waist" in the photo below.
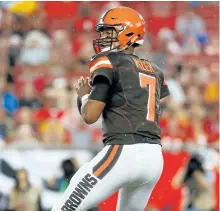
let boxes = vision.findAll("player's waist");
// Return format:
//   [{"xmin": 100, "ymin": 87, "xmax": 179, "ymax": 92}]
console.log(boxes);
[{"xmin": 103, "ymin": 133, "xmax": 161, "ymax": 146}]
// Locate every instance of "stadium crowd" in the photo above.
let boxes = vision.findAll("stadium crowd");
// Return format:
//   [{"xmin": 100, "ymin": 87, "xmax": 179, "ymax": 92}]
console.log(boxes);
[
  {"xmin": 0, "ymin": 1, "xmax": 218, "ymax": 150},
  {"xmin": 0, "ymin": 1, "xmax": 219, "ymax": 211}
]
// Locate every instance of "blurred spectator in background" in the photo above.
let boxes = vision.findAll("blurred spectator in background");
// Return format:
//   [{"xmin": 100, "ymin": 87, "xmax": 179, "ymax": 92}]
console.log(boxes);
[
  {"xmin": 0, "ymin": 1, "xmax": 218, "ymax": 210},
  {"xmin": 45, "ymin": 78, "xmax": 71, "ymax": 110},
  {"xmin": 0, "ymin": 75, "xmax": 19, "ymax": 116},
  {"xmin": 74, "ymin": 1, "xmax": 96, "ymax": 32},
  {"xmin": 148, "ymin": 2, "xmax": 176, "ymax": 37},
  {"xmin": 8, "ymin": 168, "xmax": 42, "ymax": 211},
  {"xmin": 72, "ymin": 31, "xmax": 95, "ymax": 73},
  {"xmin": 50, "ymin": 30, "xmax": 73, "ymax": 76},
  {"xmin": 7, "ymin": 34, "xmax": 23, "ymax": 69},
  {"xmin": 19, "ymin": 83, "xmax": 42, "ymax": 109},
  {"xmin": 176, "ymin": 6, "xmax": 208, "ymax": 51},
  {"xmin": 172, "ymin": 144, "xmax": 218, "ymax": 211},
  {"xmin": 39, "ymin": 116, "xmax": 67, "ymax": 147},
  {"xmin": 13, "ymin": 65, "xmax": 47, "ymax": 97},
  {"xmin": 45, "ymin": 158, "xmax": 99, "ymax": 211},
  {"xmin": 0, "ymin": 108, "xmax": 14, "ymax": 146},
  {"xmin": 166, "ymin": 74, "xmax": 186, "ymax": 106},
  {"xmin": 9, "ymin": 107, "xmax": 40, "ymax": 148},
  {"xmin": 35, "ymin": 89, "xmax": 69, "ymax": 146},
  {"xmin": 19, "ymin": 30, "xmax": 51, "ymax": 66},
  {"xmin": 0, "ymin": 108, "xmax": 8, "ymax": 145},
  {"xmin": 204, "ymin": 70, "xmax": 219, "ymax": 106},
  {"xmin": 151, "ymin": 36, "xmax": 169, "ymax": 69},
  {"xmin": 46, "ymin": 158, "xmax": 78, "ymax": 192},
  {"xmin": 205, "ymin": 35, "xmax": 219, "ymax": 55},
  {"xmin": 158, "ymin": 28, "xmax": 182, "ymax": 55}
]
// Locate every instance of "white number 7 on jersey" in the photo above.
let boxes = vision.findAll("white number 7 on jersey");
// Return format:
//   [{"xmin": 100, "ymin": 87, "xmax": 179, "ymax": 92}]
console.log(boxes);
[{"xmin": 139, "ymin": 73, "xmax": 156, "ymax": 121}]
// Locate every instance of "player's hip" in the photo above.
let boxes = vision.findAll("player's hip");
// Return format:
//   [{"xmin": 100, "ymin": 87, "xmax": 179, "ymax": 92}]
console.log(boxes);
[{"xmin": 90, "ymin": 143, "xmax": 163, "ymax": 184}]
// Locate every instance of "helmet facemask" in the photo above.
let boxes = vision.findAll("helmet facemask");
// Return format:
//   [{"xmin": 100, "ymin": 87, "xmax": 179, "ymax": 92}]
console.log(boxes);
[{"xmin": 93, "ymin": 24, "xmax": 123, "ymax": 54}]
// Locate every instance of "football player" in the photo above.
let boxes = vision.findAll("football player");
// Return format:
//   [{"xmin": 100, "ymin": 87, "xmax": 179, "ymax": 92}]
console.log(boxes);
[{"xmin": 52, "ymin": 7, "xmax": 170, "ymax": 211}]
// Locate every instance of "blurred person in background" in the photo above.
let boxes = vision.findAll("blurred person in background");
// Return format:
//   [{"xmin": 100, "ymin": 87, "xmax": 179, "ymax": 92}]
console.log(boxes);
[
  {"xmin": 46, "ymin": 158, "xmax": 100, "ymax": 211},
  {"xmin": 50, "ymin": 29, "xmax": 73, "ymax": 75},
  {"xmin": 38, "ymin": 116, "xmax": 67, "ymax": 147},
  {"xmin": 13, "ymin": 64, "xmax": 47, "ymax": 96},
  {"xmin": 72, "ymin": 2, "xmax": 98, "ymax": 72},
  {"xmin": 45, "ymin": 158, "xmax": 78, "ymax": 192},
  {"xmin": 45, "ymin": 78, "xmax": 72, "ymax": 110},
  {"xmin": 19, "ymin": 30, "xmax": 51, "ymax": 66},
  {"xmin": 0, "ymin": 75, "xmax": 19, "ymax": 116},
  {"xmin": 7, "ymin": 34, "xmax": 23, "ymax": 70},
  {"xmin": 202, "ymin": 107, "xmax": 219, "ymax": 151},
  {"xmin": 0, "ymin": 108, "xmax": 14, "ymax": 147},
  {"xmin": 148, "ymin": 2, "xmax": 176, "ymax": 37},
  {"xmin": 166, "ymin": 74, "xmax": 186, "ymax": 106},
  {"xmin": 0, "ymin": 1, "xmax": 218, "ymax": 210},
  {"xmin": 8, "ymin": 168, "xmax": 42, "ymax": 211},
  {"xmin": 205, "ymin": 35, "xmax": 219, "ymax": 55},
  {"xmin": 19, "ymin": 83, "xmax": 42, "ymax": 109},
  {"xmin": 151, "ymin": 36, "xmax": 169, "ymax": 69},
  {"xmin": 9, "ymin": 107, "xmax": 40, "ymax": 148},
  {"xmin": 74, "ymin": 1, "xmax": 96, "ymax": 33},
  {"xmin": 157, "ymin": 28, "xmax": 182, "ymax": 55},
  {"xmin": 0, "ymin": 108, "xmax": 8, "ymax": 146},
  {"xmin": 36, "ymin": 92, "xmax": 68, "ymax": 147},
  {"xmin": 175, "ymin": 6, "xmax": 208, "ymax": 51},
  {"xmin": 73, "ymin": 31, "xmax": 96, "ymax": 74},
  {"xmin": 204, "ymin": 70, "xmax": 219, "ymax": 106},
  {"xmin": 172, "ymin": 139, "xmax": 218, "ymax": 211}
]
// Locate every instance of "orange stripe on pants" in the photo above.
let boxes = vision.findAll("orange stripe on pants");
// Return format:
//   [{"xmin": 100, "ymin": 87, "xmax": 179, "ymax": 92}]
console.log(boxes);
[{"xmin": 94, "ymin": 145, "xmax": 119, "ymax": 177}]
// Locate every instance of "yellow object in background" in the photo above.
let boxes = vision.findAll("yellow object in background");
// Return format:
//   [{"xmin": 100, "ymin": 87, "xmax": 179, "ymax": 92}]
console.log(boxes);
[
  {"xmin": 8, "ymin": 1, "xmax": 38, "ymax": 15},
  {"xmin": 204, "ymin": 82, "xmax": 219, "ymax": 104}
]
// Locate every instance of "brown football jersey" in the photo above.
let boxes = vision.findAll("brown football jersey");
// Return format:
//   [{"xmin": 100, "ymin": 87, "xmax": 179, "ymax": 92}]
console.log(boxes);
[{"xmin": 89, "ymin": 52, "xmax": 170, "ymax": 146}]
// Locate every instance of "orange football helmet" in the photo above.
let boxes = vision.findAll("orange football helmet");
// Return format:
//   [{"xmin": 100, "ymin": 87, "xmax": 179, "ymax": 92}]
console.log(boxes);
[{"xmin": 93, "ymin": 7, "xmax": 146, "ymax": 54}]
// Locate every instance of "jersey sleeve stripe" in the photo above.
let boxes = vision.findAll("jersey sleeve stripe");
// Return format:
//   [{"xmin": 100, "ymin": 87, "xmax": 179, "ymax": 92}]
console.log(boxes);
[
  {"xmin": 89, "ymin": 56, "xmax": 109, "ymax": 68},
  {"xmin": 90, "ymin": 61, "xmax": 113, "ymax": 74}
]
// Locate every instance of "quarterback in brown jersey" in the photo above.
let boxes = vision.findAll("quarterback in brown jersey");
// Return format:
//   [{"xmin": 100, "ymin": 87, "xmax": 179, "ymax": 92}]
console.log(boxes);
[{"xmin": 52, "ymin": 7, "xmax": 170, "ymax": 211}]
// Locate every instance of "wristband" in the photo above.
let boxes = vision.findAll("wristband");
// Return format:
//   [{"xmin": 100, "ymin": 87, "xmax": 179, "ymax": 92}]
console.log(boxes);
[{"xmin": 81, "ymin": 94, "xmax": 89, "ymax": 104}]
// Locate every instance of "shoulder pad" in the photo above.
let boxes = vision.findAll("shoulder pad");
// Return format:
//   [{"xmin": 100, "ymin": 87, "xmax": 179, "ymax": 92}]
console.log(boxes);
[{"xmin": 89, "ymin": 53, "xmax": 113, "ymax": 75}]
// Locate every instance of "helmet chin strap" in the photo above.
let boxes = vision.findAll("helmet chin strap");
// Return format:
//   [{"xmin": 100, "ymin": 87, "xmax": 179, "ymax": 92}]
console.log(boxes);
[
  {"xmin": 101, "ymin": 46, "xmax": 111, "ymax": 52},
  {"xmin": 100, "ymin": 41, "xmax": 120, "ymax": 53}
]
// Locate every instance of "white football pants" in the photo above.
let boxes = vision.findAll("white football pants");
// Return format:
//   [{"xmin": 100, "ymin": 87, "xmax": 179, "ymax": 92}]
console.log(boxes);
[{"xmin": 52, "ymin": 143, "xmax": 163, "ymax": 211}]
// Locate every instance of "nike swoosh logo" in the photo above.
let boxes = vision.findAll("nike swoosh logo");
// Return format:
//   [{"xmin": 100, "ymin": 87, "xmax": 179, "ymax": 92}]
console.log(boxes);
[{"xmin": 111, "ymin": 17, "xmax": 118, "ymax": 20}]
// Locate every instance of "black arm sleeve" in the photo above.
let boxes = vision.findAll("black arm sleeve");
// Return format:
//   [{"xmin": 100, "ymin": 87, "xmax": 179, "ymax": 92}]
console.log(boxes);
[
  {"xmin": 91, "ymin": 68, "xmax": 113, "ymax": 86},
  {"xmin": 89, "ymin": 76, "xmax": 111, "ymax": 103},
  {"xmin": 160, "ymin": 72, "xmax": 170, "ymax": 99},
  {"xmin": 76, "ymin": 76, "xmax": 111, "ymax": 114},
  {"xmin": 160, "ymin": 81, "xmax": 170, "ymax": 99}
]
